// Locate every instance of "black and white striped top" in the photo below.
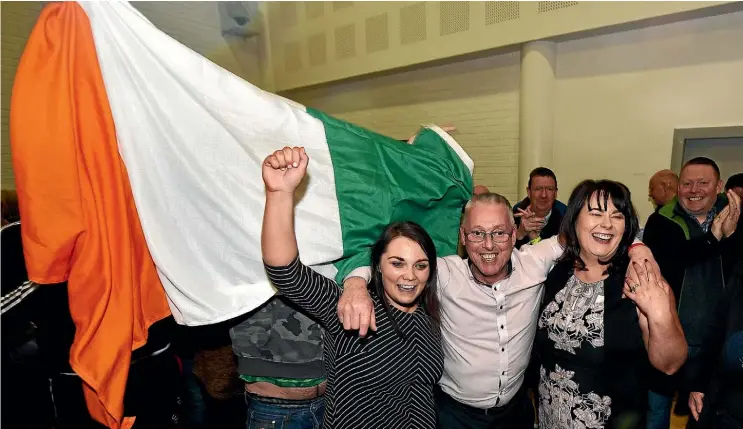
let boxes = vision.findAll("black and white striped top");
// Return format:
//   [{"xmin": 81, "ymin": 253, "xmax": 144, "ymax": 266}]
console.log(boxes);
[
  {"xmin": 265, "ymin": 257, "xmax": 443, "ymax": 429},
  {"xmin": 2, "ymin": 222, "xmax": 40, "ymax": 315}
]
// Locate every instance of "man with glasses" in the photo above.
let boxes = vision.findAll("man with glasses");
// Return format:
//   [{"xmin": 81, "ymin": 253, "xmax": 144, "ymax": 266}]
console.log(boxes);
[
  {"xmin": 512, "ymin": 167, "xmax": 565, "ymax": 249},
  {"xmin": 337, "ymin": 192, "xmax": 655, "ymax": 429}
]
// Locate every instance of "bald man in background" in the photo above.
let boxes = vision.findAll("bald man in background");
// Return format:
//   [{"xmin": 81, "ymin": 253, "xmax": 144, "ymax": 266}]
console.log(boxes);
[
  {"xmin": 638, "ymin": 170, "xmax": 679, "ymax": 240},
  {"xmin": 649, "ymin": 169, "xmax": 679, "ymax": 210},
  {"xmin": 473, "ymin": 185, "xmax": 490, "ymax": 196}
]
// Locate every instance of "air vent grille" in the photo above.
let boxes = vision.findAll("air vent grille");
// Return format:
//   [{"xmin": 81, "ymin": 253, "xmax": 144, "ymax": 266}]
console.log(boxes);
[
  {"xmin": 485, "ymin": 2, "xmax": 519, "ymax": 25},
  {"xmin": 366, "ymin": 14, "xmax": 389, "ymax": 54},
  {"xmin": 537, "ymin": 1, "xmax": 578, "ymax": 13},
  {"xmin": 400, "ymin": 2, "xmax": 427, "ymax": 45},
  {"xmin": 440, "ymin": 2, "xmax": 470, "ymax": 36},
  {"xmin": 335, "ymin": 24, "xmax": 356, "ymax": 59}
]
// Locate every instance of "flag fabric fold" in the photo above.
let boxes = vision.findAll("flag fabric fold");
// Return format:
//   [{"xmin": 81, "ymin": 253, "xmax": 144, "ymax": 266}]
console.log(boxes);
[
  {"xmin": 12, "ymin": 2, "xmax": 474, "ymax": 427},
  {"xmin": 10, "ymin": 3, "xmax": 171, "ymax": 428},
  {"xmin": 77, "ymin": 1, "xmax": 474, "ymax": 326}
]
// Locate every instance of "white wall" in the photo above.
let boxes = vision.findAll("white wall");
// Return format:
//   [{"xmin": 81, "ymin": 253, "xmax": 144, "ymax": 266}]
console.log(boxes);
[
  {"xmin": 553, "ymin": 11, "xmax": 743, "ymax": 223},
  {"xmin": 3, "ymin": 2, "xmax": 741, "ymax": 222},
  {"xmin": 132, "ymin": 2, "xmax": 264, "ymax": 85},
  {"xmin": 286, "ymin": 52, "xmax": 522, "ymax": 202},
  {"xmin": 286, "ymin": 10, "xmax": 743, "ymax": 216}
]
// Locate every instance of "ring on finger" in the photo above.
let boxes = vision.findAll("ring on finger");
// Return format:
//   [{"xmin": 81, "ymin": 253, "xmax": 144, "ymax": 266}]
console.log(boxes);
[{"xmin": 629, "ymin": 283, "xmax": 639, "ymax": 293}]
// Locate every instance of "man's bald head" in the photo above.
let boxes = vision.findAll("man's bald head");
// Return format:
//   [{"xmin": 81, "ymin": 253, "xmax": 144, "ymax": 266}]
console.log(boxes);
[
  {"xmin": 473, "ymin": 185, "xmax": 490, "ymax": 196},
  {"xmin": 648, "ymin": 169, "xmax": 679, "ymax": 207}
]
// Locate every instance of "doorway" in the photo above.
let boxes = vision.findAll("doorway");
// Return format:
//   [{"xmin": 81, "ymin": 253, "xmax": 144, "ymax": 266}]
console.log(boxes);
[{"xmin": 671, "ymin": 127, "xmax": 743, "ymax": 185}]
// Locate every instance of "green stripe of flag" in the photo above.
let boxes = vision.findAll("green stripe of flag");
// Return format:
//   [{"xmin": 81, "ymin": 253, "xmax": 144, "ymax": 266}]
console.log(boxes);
[{"xmin": 306, "ymin": 108, "xmax": 473, "ymax": 283}]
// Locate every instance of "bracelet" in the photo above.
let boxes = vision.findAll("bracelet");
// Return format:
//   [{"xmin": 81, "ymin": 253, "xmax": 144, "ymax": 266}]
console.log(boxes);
[
  {"xmin": 628, "ymin": 242, "xmax": 646, "ymax": 251},
  {"xmin": 529, "ymin": 237, "xmax": 542, "ymax": 245}
]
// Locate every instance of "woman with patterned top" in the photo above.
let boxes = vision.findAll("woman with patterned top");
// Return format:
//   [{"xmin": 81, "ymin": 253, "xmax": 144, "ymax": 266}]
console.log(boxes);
[
  {"xmin": 535, "ymin": 180, "xmax": 687, "ymax": 429},
  {"xmin": 260, "ymin": 146, "xmax": 444, "ymax": 429}
]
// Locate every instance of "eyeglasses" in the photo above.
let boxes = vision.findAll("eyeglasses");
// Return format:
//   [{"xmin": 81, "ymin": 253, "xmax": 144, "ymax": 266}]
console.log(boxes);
[{"xmin": 465, "ymin": 230, "xmax": 512, "ymax": 243}]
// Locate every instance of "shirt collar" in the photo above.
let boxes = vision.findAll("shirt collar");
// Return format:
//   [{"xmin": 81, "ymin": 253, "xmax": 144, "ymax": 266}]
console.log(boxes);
[
  {"xmin": 544, "ymin": 210, "xmax": 552, "ymax": 225},
  {"xmin": 678, "ymin": 202, "xmax": 718, "ymax": 233},
  {"xmin": 466, "ymin": 255, "xmax": 515, "ymax": 288}
]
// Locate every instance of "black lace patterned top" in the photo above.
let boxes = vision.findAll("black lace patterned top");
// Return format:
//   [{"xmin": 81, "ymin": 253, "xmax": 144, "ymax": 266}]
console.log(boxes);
[{"xmin": 535, "ymin": 262, "xmax": 650, "ymax": 429}]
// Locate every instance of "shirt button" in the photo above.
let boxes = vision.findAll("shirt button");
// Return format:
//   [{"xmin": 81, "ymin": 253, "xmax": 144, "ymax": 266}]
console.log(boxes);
[
  {"xmin": 501, "ymin": 348, "xmax": 505, "ymax": 352},
  {"xmin": 500, "ymin": 306, "xmax": 504, "ymax": 310},
  {"xmin": 500, "ymin": 325, "xmax": 504, "ymax": 329},
  {"xmin": 502, "ymin": 371, "xmax": 506, "ymax": 375}
]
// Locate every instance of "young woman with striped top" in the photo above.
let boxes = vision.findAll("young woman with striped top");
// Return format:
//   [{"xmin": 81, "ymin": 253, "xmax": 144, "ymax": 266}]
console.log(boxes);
[{"xmin": 261, "ymin": 146, "xmax": 444, "ymax": 429}]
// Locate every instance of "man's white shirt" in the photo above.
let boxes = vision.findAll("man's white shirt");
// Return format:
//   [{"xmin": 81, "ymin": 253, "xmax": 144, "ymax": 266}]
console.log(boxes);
[{"xmin": 346, "ymin": 236, "xmax": 563, "ymax": 409}]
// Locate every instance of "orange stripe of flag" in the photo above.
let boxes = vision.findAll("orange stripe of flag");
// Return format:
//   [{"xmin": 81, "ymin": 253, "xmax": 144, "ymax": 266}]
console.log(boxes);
[{"xmin": 10, "ymin": 3, "xmax": 171, "ymax": 427}]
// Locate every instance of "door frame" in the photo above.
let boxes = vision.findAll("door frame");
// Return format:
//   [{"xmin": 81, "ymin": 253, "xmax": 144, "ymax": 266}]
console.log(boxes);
[{"xmin": 671, "ymin": 126, "xmax": 743, "ymax": 174}]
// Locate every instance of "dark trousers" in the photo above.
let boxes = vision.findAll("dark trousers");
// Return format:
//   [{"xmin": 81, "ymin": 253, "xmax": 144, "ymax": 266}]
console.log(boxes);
[
  {"xmin": 436, "ymin": 385, "xmax": 534, "ymax": 429},
  {"xmin": 1, "ymin": 339, "xmax": 55, "ymax": 429},
  {"xmin": 50, "ymin": 350, "xmax": 182, "ymax": 429},
  {"xmin": 692, "ymin": 411, "xmax": 743, "ymax": 429}
]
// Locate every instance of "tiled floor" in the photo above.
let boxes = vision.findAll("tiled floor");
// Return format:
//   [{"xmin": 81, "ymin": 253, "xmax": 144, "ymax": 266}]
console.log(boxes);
[
  {"xmin": 669, "ymin": 398, "xmax": 690, "ymax": 429},
  {"xmin": 671, "ymin": 410, "xmax": 689, "ymax": 429}
]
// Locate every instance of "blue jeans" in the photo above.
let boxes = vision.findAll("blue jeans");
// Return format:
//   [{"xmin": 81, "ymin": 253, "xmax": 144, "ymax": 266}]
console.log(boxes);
[
  {"xmin": 180, "ymin": 357, "xmax": 208, "ymax": 429},
  {"xmin": 647, "ymin": 390, "xmax": 673, "ymax": 429},
  {"xmin": 245, "ymin": 393, "xmax": 324, "ymax": 429},
  {"xmin": 647, "ymin": 346, "xmax": 702, "ymax": 429}
]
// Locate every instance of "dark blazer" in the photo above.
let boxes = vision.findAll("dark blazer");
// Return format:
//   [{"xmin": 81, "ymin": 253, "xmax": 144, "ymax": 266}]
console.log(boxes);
[
  {"xmin": 693, "ymin": 261, "xmax": 743, "ymax": 428},
  {"xmin": 643, "ymin": 195, "xmax": 739, "ymax": 393}
]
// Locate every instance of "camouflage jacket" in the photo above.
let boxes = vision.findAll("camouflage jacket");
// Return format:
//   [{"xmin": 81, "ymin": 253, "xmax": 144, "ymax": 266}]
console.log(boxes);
[{"xmin": 230, "ymin": 295, "xmax": 325, "ymax": 380}]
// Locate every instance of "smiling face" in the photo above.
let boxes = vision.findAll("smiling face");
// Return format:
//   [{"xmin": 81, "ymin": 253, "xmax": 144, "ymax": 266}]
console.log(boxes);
[
  {"xmin": 460, "ymin": 202, "xmax": 516, "ymax": 284},
  {"xmin": 379, "ymin": 236, "xmax": 431, "ymax": 312},
  {"xmin": 576, "ymin": 192, "xmax": 626, "ymax": 264},
  {"xmin": 678, "ymin": 164, "xmax": 722, "ymax": 218}
]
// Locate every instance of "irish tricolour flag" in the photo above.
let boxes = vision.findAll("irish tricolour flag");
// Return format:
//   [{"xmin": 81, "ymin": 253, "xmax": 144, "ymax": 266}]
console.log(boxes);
[{"xmin": 12, "ymin": 2, "xmax": 473, "ymax": 427}]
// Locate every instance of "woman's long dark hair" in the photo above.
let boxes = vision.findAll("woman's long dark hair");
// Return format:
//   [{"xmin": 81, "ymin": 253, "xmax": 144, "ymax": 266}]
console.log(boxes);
[
  {"xmin": 369, "ymin": 221, "xmax": 440, "ymax": 338},
  {"xmin": 558, "ymin": 180, "xmax": 639, "ymax": 275}
]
